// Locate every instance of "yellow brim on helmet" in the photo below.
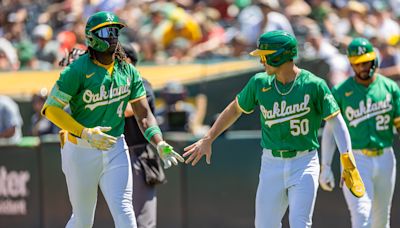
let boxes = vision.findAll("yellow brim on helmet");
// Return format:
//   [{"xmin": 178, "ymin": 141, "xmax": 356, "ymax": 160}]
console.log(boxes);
[
  {"xmin": 90, "ymin": 22, "xmax": 126, "ymax": 32},
  {"xmin": 249, "ymin": 49, "xmax": 277, "ymax": 56},
  {"xmin": 349, "ymin": 52, "xmax": 376, "ymax": 64}
]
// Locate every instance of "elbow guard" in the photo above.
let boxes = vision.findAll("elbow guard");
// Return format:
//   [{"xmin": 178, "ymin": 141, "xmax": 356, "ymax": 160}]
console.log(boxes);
[{"xmin": 42, "ymin": 85, "xmax": 72, "ymax": 116}]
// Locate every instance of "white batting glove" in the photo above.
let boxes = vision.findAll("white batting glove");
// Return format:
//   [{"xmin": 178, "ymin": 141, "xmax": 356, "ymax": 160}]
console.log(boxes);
[
  {"xmin": 81, "ymin": 127, "xmax": 117, "ymax": 150},
  {"xmin": 157, "ymin": 141, "xmax": 185, "ymax": 169},
  {"xmin": 319, "ymin": 165, "xmax": 335, "ymax": 191}
]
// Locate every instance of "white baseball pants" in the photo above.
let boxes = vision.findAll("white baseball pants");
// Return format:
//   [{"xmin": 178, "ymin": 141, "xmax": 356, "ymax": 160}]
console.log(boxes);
[
  {"xmin": 61, "ymin": 135, "xmax": 137, "ymax": 228},
  {"xmin": 343, "ymin": 147, "xmax": 396, "ymax": 228},
  {"xmin": 255, "ymin": 149, "xmax": 320, "ymax": 228}
]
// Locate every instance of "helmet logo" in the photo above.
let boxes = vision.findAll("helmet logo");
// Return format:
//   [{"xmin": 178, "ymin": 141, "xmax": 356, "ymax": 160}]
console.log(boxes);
[
  {"xmin": 106, "ymin": 13, "xmax": 115, "ymax": 22},
  {"xmin": 357, "ymin": 46, "xmax": 366, "ymax": 55}
]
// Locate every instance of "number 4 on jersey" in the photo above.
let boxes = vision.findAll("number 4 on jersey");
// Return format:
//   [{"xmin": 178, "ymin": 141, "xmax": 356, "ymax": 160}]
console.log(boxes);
[{"xmin": 117, "ymin": 101, "xmax": 124, "ymax": 118}]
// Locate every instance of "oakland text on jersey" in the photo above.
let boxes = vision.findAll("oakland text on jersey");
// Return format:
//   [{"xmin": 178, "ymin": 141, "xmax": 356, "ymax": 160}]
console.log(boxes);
[
  {"xmin": 345, "ymin": 94, "xmax": 393, "ymax": 127},
  {"xmin": 83, "ymin": 84, "xmax": 131, "ymax": 111},
  {"xmin": 260, "ymin": 94, "xmax": 311, "ymax": 127}
]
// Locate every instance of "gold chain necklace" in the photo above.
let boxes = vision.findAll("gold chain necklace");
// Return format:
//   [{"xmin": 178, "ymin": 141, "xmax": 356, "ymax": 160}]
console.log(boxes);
[{"xmin": 274, "ymin": 73, "xmax": 299, "ymax": 96}]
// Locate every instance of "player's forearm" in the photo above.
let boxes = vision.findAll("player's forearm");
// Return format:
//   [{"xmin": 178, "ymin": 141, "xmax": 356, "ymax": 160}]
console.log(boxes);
[
  {"xmin": 135, "ymin": 112, "xmax": 163, "ymax": 146},
  {"xmin": 131, "ymin": 99, "xmax": 163, "ymax": 146},
  {"xmin": 204, "ymin": 100, "xmax": 242, "ymax": 142},
  {"xmin": 42, "ymin": 105, "xmax": 84, "ymax": 137},
  {"xmin": 330, "ymin": 113, "xmax": 352, "ymax": 154},
  {"xmin": 321, "ymin": 122, "xmax": 336, "ymax": 166},
  {"xmin": 323, "ymin": 113, "xmax": 352, "ymax": 167}
]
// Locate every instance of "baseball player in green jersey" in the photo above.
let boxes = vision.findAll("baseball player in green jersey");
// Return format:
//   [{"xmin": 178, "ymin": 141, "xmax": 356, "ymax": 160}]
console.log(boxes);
[
  {"xmin": 320, "ymin": 37, "xmax": 400, "ymax": 228},
  {"xmin": 183, "ymin": 30, "xmax": 365, "ymax": 228},
  {"xmin": 41, "ymin": 11, "xmax": 184, "ymax": 228}
]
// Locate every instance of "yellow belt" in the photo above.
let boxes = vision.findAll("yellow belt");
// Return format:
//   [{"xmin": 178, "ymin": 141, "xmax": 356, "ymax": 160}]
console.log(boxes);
[
  {"xmin": 59, "ymin": 130, "xmax": 79, "ymax": 149},
  {"xmin": 67, "ymin": 133, "xmax": 78, "ymax": 144},
  {"xmin": 360, "ymin": 149, "xmax": 383, "ymax": 157}
]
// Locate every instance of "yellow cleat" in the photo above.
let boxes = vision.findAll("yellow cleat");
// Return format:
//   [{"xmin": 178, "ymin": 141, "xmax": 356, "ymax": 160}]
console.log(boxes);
[{"xmin": 340, "ymin": 152, "xmax": 365, "ymax": 198}]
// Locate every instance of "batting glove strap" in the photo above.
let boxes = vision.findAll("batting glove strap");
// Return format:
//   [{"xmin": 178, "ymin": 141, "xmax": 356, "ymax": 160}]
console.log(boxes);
[
  {"xmin": 157, "ymin": 141, "xmax": 185, "ymax": 169},
  {"xmin": 340, "ymin": 152, "xmax": 365, "ymax": 198},
  {"xmin": 81, "ymin": 127, "xmax": 117, "ymax": 150}
]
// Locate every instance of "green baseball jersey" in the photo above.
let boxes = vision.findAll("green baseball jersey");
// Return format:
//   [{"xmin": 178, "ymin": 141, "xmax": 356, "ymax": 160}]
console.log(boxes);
[
  {"xmin": 237, "ymin": 69, "xmax": 339, "ymax": 150},
  {"xmin": 56, "ymin": 53, "xmax": 146, "ymax": 137},
  {"xmin": 332, "ymin": 74, "xmax": 400, "ymax": 149}
]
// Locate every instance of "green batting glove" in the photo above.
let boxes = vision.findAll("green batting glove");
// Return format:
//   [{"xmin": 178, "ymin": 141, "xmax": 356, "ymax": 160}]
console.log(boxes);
[{"xmin": 157, "ymin": 141, "xmax": 185, "ymax": 169}]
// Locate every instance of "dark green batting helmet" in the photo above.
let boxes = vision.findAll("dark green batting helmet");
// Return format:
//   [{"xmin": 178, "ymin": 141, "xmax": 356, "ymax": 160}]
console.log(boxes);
[
  {"xmin": 85, "ymin": 11, "xmax": 125, "ymax": 52},
  {"xmin": 347, "ymin": 37, "xmax": 378, "ymax": 77},
  {"xmin": 250, "ymin": 30, "xmax": 298, "ymax": 67}
]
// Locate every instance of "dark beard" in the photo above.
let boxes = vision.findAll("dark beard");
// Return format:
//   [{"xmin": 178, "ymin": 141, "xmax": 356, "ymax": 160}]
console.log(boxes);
[
  {"xmin": 355, "ymin": 71, "xmax": 371, "ymax": 81},
  {"xmin": 105, "ymin": 45, "xmax": 117, "ymax": 54}
]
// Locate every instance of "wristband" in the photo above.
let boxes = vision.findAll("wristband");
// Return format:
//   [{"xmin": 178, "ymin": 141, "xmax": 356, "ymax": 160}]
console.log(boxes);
[{"xmin": 144, "ymin": 126, "xmax": 162, "ymax": 142}]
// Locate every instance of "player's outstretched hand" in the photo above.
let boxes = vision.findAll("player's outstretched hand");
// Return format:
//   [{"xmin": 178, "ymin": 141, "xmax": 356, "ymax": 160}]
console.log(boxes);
[
  {"xmin": 319, "ymin": 165, "xmax": 335, "ymax": 191},
  {"xmin": 183, "ymin": 137, "xmax": 212, "ymax": 166},
  {"xmin": 156, "ymin": 141, "xmax": 185, "ymax": 169},
  {"xmin": 81, "ymin": 126, "xmax": 117, "ymax": 150}
]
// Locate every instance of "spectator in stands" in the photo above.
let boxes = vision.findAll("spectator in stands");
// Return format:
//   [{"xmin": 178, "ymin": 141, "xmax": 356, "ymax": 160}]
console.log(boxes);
[
  {"xmin": 15, "ymin": 40, "xmax": 38, "ymax": 70},
  {"xmin": 155, "ymin": 3, "xmax": 203, "ymax": 49},
  {"xmin": 32, "ymin": 24, "xmax": 60, "ymax": 69},
  {"xmin": 282, "ymin": 0, "xmax": 311, "ymax": 19},
  {"xmin": 258, "ymin": 0, "xmax": 294, "ymax": 35},
  {"xmin": 0, "ymin": 37, "xmax": 19, "ymax": 71},
  {"xmin": 156, "ymin": 81, "xmax": 208, "ymax": 135},
  {"xmin": 370, "ymin": 1, "xmax": 400, "ymax": 43},
  {"xmin": 57, "ymin": 31, "xmax": 77, "ymax": 53},
  {"xmin": 333, "ymin": 1, "xmax": 372, "ymax": 46},
  {"xmin": 188, "ymin": 7, "xmax": 226, "ymax": 59},
  {"xmin": 377, "ymin": 37, "xmax": 400, "ymax": 79},
  {"xmin": 308, "ymin": 0, "xmax": 335, "ymax": 35},
  {"xmin": 3, "ymin": 0, "xmax": 399, "ymax": 72},
  {"xmin": 306, "ymin": 24, "xmax": 350, "ymax": 86},
  {"xmin": 166, "ymin": 38, "xmax": 193, "ymax": 63},
  {"xmin": 0, "ymin": 95, "xmax": 23, "ymax": 144},
  {"xmin": 31, "ymin": 90, "xmax": 59, "ymax": 136}
]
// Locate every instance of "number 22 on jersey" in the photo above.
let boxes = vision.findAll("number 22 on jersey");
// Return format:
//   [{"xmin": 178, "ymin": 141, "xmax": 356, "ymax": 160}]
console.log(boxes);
[{"xmin": 376, "ymin": 114, "xmax": 390, "ymax": 131}]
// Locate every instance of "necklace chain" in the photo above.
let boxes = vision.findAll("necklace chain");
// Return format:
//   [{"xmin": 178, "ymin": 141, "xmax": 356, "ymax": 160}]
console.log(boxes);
[{"xmin": 274, "ymin": 73, "xmax": 299, "ymax": 96}]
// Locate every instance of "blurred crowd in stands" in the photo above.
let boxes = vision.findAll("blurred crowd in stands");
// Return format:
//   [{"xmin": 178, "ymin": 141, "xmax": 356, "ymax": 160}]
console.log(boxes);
[{"xmin": 0, "ymin": 0, "xmax": 398, "ymax": 78}]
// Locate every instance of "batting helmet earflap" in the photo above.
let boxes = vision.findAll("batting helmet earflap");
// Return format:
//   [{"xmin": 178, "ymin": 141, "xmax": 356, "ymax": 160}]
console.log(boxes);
[
  {"xmin": 85, "ymin": 11, "xmax": 125, "ymax": 52},
  {"xmin": 347, "ymin": 37, "xmax": 379, "ymax": 78},
  {"xmin": 250, "ymin": 30, "xmax": 298, "ymax": 67}
]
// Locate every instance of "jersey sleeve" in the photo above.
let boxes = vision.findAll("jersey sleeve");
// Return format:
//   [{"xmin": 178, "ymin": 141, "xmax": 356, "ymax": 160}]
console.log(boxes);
[
  {"xmin": 56, "ymin": 64, "xmax": 82, "ymax": 97},
  {"xmin": 129, "ymin": 66, "xmax": 146, "ymax": 103},
  {"xmin": 317, "ymin": 80, "xmax": 340, "ymax": 120},
  {"xmin": 236, "ymin": 76, "xmax": 257, "ymax": 114}
]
